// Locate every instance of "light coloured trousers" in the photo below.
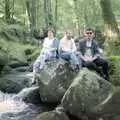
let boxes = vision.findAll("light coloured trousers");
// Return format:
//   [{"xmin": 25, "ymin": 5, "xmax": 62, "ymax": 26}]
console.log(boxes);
[{"xmin": 33, "ymin": 51, "xmax": 56, "ymax": 73}]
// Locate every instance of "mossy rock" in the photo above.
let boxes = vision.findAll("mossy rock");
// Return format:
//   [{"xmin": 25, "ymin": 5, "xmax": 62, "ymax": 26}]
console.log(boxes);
[
  {"xmin": 108, "ymin": 56, "xmax": 120, "ymax": 86},
  {"xmin": 0, "ymin": 78, "xmax": 22, "ymax": 93},
  {"xmin": 8, "ymin": 60, "xmax": 28, "ymax": 68},
  {"xmin": 28, "ymin": 48, "xmax": 41, "ymax": 62},
  {"xmin": 37, "ymin": 110, "xmax": 69, "ymax": 120},
  {"xmin": 0, "ymin": 51, "xmax": 8, "ymax": 72}
]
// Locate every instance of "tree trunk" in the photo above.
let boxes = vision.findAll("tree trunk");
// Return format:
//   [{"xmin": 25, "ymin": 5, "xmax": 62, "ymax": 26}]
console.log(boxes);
[
  {"xmin": 31, "ymin": 0, "xmax": 37, "ymax": 37},
  {"xmin": 73, "ymin": 0, "xmax": 81, "ymax": 37},
  {"xmin": 26, "ymin": 0, "xmax": 37, "ymax": 41},
  {"xmin": 44, "ymin": 0, "xmax": 53, "ymax": 29},
  {"xmin": 54, "ymin": 0, "xmax": 58, "ymax": 32},
  {"xmin": 100, "ymin": 0, "xmax": 120, "ymax": 55},
  {"xmin": 100, "ymin": 0, "xmax": 120, "ymax": 40},
  {"xmin": 4, "ymin": 0, "xmax": 11, "ymax": 23},
  {"xmin": 26, "ymin": 0, "xmax": 32, "ymax": 24}
]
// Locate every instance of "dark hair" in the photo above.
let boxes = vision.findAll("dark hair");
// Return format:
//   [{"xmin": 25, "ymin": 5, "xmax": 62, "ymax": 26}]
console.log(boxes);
[
  {"xmin": 47, "ymin": 28, "xmax": 55, "ymax": 34},
  {"xmin": 86, "ymin": 28, "xmax": 94, "ymax": 32}
]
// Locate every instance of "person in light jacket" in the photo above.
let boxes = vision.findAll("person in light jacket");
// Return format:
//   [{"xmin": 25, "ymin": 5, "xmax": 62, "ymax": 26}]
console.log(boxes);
[{"xmin": 32, "ymin": 29, "xmax": 59, "ymax": 84}]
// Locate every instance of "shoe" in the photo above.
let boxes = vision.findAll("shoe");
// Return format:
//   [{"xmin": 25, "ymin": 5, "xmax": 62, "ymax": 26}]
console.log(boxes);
[
  {"xmin": 75, "ymin": 64, "xmax": 80, "ymax": 72},
  {"xmin": 31, "ymin": 73, "xmax": 38, "ymax": 86},
  {"xmin": 31, "ymin": 80, "xmax": 36, "ymax": 85},
  {"xmin": 104, "ymin": 75, "xmax": 109, "ymax": 81}
]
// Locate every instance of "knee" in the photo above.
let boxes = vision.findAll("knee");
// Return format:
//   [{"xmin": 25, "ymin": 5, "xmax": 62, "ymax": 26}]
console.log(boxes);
[{"xmin": 103, "ymin": 59, "xmax": 108, "ymax": 66}]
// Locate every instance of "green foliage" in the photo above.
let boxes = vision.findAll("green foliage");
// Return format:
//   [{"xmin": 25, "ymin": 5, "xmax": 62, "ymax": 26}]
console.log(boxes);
[
  {"xmin": 0, "ymin": 38, "xmax": 40, "ymax": 71},
  {"xmin": 104, "ymin": 40, "xmax": 120, "ymax": 56},
  {"xmin": 109, "ymin": 56, "xmax": 120, "ymax": 86}
]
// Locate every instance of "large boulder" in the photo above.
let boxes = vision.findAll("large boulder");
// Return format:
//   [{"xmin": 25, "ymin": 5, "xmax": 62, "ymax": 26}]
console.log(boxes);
[
  {"xmin": 37, "ymin": 59, "xmax": 77, "ymax": 103},
  {"xmin": 99, "ymin": 87, "xmax": 120, "ymax": 120},
  {"xmin": 14, "ymin": 87, "xmax": 41, "ymax": 104},
  {"xmin": 0, "ymin": 78, "xmax": 22, "ymax": 93},
  {"xmin": 61, "ymin": 68, "xmax": 113, "ymax": 120},
  {"xmin": 36, "ymin": 110, "xmax": 69, "ymax": 120},
  {"xmin": 0, "ymin": 72, "xmax": 32, "ymax": 93}
]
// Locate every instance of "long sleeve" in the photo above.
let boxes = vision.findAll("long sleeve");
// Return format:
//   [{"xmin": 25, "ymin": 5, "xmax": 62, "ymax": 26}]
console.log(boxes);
[{"xmin": 41, "ymin": 38, "xmax": 55, "ymax": 53}]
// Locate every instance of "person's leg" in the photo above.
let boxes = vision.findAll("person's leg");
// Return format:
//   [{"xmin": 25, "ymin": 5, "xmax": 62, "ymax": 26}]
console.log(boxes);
[
  {"xmin": 46, "ymin": 51, "xmax": 57, "ymax": 61},
  {"xmin": 60, "ymin": 51, "xmax": 71, "ymax": 61},
  {"xmin": 33, "ymin": 55, "xmax": 41, "ymax": 73},
  {"xmin": 93, "ymin": 58, "xmax": 109, "ymax": 81},
  {"xmin": 83, "ymin": 60, "xmax": 99, "ymax": 72},
  {"xmin": 70, "ymin": 52, "xmax": 81, "ymax": 70},
  {"xmin": 32, "ymin": 55, "xmax": 42, "ymax": 84}
]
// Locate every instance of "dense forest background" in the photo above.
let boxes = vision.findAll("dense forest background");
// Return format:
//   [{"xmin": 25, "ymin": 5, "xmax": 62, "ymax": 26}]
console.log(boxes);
[
  {"xmin": 0, "ymin": 0, "xmax": 120, "ymax": 79},
  {"xmin": 1, "ymin": 0, "xmax": 120, "ymax": 40}
]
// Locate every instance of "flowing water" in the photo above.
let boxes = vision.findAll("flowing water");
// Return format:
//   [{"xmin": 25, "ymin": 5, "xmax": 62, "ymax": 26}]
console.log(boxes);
[{"xmin": 0, "ymin": 89, "xmax": 49, "ymax": 120}]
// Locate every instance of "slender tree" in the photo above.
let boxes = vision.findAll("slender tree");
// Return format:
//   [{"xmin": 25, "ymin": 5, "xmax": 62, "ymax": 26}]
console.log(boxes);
[
  {"xmin": 44, "ymin": 0, "xmax": 54, "ymax": 29},
  {"xmin": 100, "ymin": 0, "xmax": 120, "ymax": 55},
  {"xmin": 54, "ymin": 0, "xmax": 58, "ymax": 32},
  {"xmin": 73, "ymin": 0, "xmax": 81, "ymax": 36},
  {"xmin": 100, "ymin": 0, "xmax": 120, "ymax": 40},
  {"xmin": 26, "ymin": 0, "xmax": 37, "ymax": 39},
  {"xmin": 4, "ymin": 0, "xmax": 14, "ymax": 23}
]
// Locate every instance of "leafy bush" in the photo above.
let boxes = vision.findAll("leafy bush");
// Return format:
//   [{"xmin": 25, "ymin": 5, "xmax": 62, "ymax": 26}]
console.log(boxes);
[{"xmin": 109, "ymin": 56, "xmax": 120, "ymax": 86}]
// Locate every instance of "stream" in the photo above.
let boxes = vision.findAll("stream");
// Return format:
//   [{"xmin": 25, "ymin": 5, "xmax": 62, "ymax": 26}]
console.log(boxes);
[{"xmin": 0, "ymin": 72, "xmax": 50, "ymax": 120}]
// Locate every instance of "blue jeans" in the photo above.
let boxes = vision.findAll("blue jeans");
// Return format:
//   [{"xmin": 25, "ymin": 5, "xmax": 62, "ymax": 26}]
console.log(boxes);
[{"xmin": 60, "ymin": 51, "xmax": 80, "ymax": 65}]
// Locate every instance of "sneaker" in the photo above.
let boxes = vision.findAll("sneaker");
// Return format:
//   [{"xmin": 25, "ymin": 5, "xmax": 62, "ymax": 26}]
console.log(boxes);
[
  {"xmin": 31, "ymin": 80, "xmax": 36, "ymax": 85},
  {"xmin": 74, "ymin": 64, "xmax": 80, "ymax": 72}
]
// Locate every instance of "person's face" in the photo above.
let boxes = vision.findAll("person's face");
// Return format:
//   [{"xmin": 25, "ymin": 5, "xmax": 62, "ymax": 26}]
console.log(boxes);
[
  {"xmin": 84, "ymin": 30, "xmax": 93, "ymax": 40},
  {"xmin": 66, "ymin": 32, "xmax": 72, "ymax": 40},
  {"xmin": 47, "ymin": 30, "xmax": 54, "ymax": 38}
]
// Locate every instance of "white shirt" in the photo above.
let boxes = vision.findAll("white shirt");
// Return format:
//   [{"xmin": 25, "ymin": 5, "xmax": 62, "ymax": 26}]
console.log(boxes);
[
  {"xmin": 85, "ymin": 40, "xmax": 92, "ymax": 57},
  {"xmin": 41, "ymin": 37, "xmax": 55, "ymax": 53}
]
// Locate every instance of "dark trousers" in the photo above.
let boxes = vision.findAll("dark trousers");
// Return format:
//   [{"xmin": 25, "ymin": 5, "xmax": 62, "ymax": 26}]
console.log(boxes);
[{"xmin": 82, "ymin": 58, "xmax": 109, "ymax": 81}]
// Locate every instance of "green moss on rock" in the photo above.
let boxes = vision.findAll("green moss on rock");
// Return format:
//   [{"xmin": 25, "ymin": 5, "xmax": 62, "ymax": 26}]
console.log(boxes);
[
  {"xmin": 37, "ymin": 110, "xmax": 69, "ymax": 120},
  {"xmin": 0, "ymin": 78, "xmax": 22, "ymax": 93},
  {"xmin": 108, "ymin": 56, "xmax": 120, "ymax": 86}
]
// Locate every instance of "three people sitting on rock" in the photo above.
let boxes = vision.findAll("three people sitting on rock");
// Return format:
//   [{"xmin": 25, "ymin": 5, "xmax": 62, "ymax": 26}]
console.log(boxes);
[{"xmin": 32, "ymin": 28, "xmax": 109, "ymax": 84}]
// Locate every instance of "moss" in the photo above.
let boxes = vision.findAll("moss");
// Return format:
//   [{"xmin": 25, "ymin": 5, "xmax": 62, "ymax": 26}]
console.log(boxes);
[
  {"xmin": 104, "ymin": 41, "xmax": 120, "ymax": 56},
  {"xmin": 108, "ymin": 56, "xmax": 120, "ymax": 86},
  {"xmin": 0, "ymin": 78, "xmax": 22, "ymax": 93},
  {"xmin": 0, "ymin": 51, "xmax": 8, "ymax": 72},
  {"xmin": 0, "ymin": 38, "xmax": 40, "ymax": 69},
  {"xmin": 28, "ymin": 48, "xmax": 41, "ymax": 61},
  {"xmin": 37, "ymin": 110, "xmax": 69, "ymax": 120}
]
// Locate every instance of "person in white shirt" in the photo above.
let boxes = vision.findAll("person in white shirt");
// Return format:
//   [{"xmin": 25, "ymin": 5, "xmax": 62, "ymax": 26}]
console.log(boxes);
[
  {"xmin": 59, "ymin": 31, "xmax": 80, "ymax": 70},
  {"xmin": 32, "ymin": 29, "xmax": 59, "ymax": 84}
]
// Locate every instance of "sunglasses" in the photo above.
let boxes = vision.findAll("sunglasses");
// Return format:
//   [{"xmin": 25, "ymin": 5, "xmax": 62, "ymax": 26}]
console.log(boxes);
[{"xmin": 86, "ymin": 32, "xmax": 92, "ymax": 34}]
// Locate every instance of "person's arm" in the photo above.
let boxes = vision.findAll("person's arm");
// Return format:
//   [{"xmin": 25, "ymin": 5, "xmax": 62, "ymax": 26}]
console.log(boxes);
[
  {"xmin": 42, "ymin": 38, "xmax": 51, "ymax": 49},
  {"xmin": 71, "ymin": 39, "xmax": 77, "ymax": 52},
  {"xmin": 78, "ymin": 40, "xmax": 86, "ymax": 60},
  {"xmin": 93, "ymin": 41, "xmax": 101, "ymax": 58}
]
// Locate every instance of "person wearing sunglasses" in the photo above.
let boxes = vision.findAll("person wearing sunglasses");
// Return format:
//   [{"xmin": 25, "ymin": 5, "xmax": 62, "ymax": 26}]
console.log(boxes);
[{"xmin": 78, "ymin": 28, "xmax": 109, "ymax": 81}]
